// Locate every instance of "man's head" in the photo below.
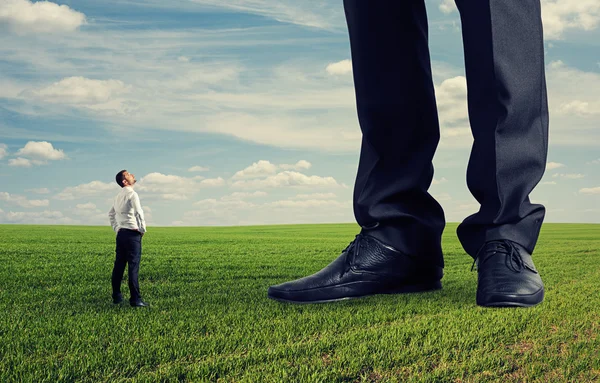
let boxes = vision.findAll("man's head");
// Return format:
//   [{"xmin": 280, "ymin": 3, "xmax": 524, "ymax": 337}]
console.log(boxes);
[{"xmin": 116, "ymin": 170, "xmax": 136, "ymax": 188}]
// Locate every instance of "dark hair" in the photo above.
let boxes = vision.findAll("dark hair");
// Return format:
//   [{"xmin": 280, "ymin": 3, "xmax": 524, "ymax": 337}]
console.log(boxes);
[{"xmin": 116, "ymin": 170, "xmax": 127, "ymax": 187}]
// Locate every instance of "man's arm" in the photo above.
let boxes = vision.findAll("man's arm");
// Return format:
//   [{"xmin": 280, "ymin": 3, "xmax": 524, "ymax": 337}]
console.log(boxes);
[
  {"xmin": 131, "ymin": 192, "xmax": 146, "ymax": 234},
  {"xmin": 108, "ymin": 206, "xmax": 118, "ymax": 233}
]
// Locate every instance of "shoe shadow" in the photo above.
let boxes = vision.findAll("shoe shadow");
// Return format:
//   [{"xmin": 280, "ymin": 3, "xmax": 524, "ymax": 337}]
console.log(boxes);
[{"xmin": 261, "ymin": 272, "xmax": 477, "ymax": 315}]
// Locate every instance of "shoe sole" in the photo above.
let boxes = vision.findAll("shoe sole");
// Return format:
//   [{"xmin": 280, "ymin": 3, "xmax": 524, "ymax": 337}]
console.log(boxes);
[
  {"xmin": 476, "ymin": 287, "xmax": 545, "ymax": 308},
  {"xmin": 268, "ymin": 280, "xmax": 442, "ymax": 304}
]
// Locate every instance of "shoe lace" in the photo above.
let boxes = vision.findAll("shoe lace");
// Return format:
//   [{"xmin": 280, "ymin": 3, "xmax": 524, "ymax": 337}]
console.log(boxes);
[
  {"xmin": 471, "ymin": 239, "xmax": 524, "ymax": 273},
  {"xmin": 342, "ymin": 233, "xmax": 367, "ymax": 270}
]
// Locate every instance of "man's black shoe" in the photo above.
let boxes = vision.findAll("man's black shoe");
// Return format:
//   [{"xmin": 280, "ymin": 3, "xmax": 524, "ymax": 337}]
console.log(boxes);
[
  {"xmin": 267, "ymin": 233, "xmax": 443, "ymax": 303},
  {"xmin": 113, "ymin": 294, "xmax": 123, "ymax": 304},
  {"xmin": 130, "ymin": 300, "xmax": 149, "ymax": 307},
  {"xmin": 474, "ymin": 240, "xmax": 544, "ymax": 307}
]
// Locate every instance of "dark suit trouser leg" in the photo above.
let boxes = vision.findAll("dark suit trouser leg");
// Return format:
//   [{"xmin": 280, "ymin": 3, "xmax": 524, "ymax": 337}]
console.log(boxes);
[
  {"xmin": 454, "ymin": 0, "xmax": 549, "ymax": 257},
  {"xmin": 344, "ymin": 0, "xmax": 445, "ymax": 265},
  {"xmin": 111, "ymin": 233, "xmax": 127, "ymax": 298},
  {"xmin": 127, "ymin": 233, "xmax": 142, "ymax": 303},
  {"xmin": 112, "ymin": 230, "xmax": 142, "ymax": 302}
]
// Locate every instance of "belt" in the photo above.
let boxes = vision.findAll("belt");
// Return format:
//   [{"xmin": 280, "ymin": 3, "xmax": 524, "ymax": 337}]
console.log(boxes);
[{"xmin": 120, "ymin": 228, "xmax": 141, "ymax": 234}]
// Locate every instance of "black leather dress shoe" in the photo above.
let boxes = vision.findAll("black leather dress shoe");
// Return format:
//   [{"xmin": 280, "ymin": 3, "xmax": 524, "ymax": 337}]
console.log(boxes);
[
  {"xmin": 130, "ymin": 300, "xmax": 149, "ymax": 307},
  {"xmin": 474, "ymin": 240, "xmax": 544, "ymax": 307},
  {"xmin": 113, "ymin": 295, "xmax": 123, "ymax": 304},
  {"xmin": 268, "ymin": 233, "xmax": 443, "ymax": 303}
]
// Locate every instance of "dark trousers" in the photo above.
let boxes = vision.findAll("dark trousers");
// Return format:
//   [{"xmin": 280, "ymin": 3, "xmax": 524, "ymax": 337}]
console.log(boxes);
[
  {"xmin": 344, "ymin": 0, "xmax": 548, "ymax": 263},
  {"xmin": 111, "ymin": 229, "xmax": 142, "ymax": 302}
]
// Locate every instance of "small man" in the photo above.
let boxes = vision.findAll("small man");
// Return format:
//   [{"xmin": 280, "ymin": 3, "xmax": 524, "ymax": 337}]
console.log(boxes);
[{"xmin": 108, "ymin": 170, "xmax": 148, "ymax": 307}]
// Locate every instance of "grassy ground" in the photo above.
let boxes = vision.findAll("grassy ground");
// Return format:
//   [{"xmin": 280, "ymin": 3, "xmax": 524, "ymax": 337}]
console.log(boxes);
[{"xmin": 0, "ymin": 223, "xmax": 599, "ymax": 382}]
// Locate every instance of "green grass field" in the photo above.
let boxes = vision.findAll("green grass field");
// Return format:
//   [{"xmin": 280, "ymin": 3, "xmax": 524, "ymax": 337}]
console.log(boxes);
[{"xmin": 0, "ymin": 223, "xmax": 599, "ymax": 382}]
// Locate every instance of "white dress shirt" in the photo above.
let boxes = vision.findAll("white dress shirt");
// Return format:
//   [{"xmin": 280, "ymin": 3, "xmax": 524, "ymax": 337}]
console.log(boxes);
[{"xmin": 108, "ymin": 186, "xmax": 146, "ymax": 234}]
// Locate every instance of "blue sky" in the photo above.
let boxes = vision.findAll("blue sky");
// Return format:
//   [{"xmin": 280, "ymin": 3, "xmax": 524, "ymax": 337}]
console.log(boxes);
[{"xmin": 0, "ymin": 0, "xmax": 599, "ymax": 226}]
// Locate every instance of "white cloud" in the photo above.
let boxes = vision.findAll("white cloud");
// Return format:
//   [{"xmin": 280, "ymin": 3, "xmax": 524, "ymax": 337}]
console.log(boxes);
[
  {"xmin": 546, "ymin": 62, "xmax": 600, "ymax": 145},
  {"xmin": 266, "ymin": 199, "xmax": 346, "ymax": 208},
  {"xmin": 231, "ymin": 160, "xmax": 277, "ymax": 180},
  {"xmin": 456, "ymin": 203, "xmax": 480, "ymax": 211},
  {"xmin": 161, "ymin": 194, "xmax": 189, "ymax": 201},
  {"xmin": 139, "ymin": 173, "xmax": 195, "ymax": 190},
  {"xmin": 185, "ymin": 192, "xmax": 272, "ymax": 223},
  {"xmin": 439, "ymin": 0, "xmax": 457, "ymax": 14},
  {"xmin": 199, "ymin": 112, "xmax": 359, "ymax": 152},
  {"xmin": 0, "ymin": 210, "xmax": 76, "ymax": 224},
  {"xmin": 541, "ymin": 0, "xmax": 600, "ymax": 40},
  {"xmin": 25, "ymin": 77, "xmax": 132, "ymax": 113},
  {"xmin": 54, "ymin": 180, "xmax": 117, "ymax": 200},
  {"xmin": 588, "ymin": 159, "xmax": 600, "ymax": 165},
  {"xmin": 199, "ymin": 177, "xmax": 225, "ymax": 187},
  {"xmin": 546, "ymin": 162, "xmax": 566, "ymax": 170},
  {"xmin": 0, "ymin": 0, "xmax": 86, "ymax": 35},
  {"xmin": 542, "ymin": 181, "xmax": 557, "ymax": 185},
  {"xmin": 187, "ymin": 1, "xmax": 344, "ymax": 31},
  {"xmin": 432, "ymin": 192, "xmax": 452, "ymax": 202},
  {"xmin": 580, "ymin": 187, "xmax": 600, "ymax": 195},
  {"xmin": 220, "ymin": 191, "xmax": 268, "ymax": 201},
  {"xmin": 8, "ymin": 157, "xmax": 33, "ymax": 167},
  {"xmin": 29, "ymin": 77, "xmax": 129, "ymax": 104},
  {"xmin": 191, "ymin": 84, "xmax": 355, "ymax": 110},
  {"xmin": 231, "ymin": 170, "xmax": 341, "ymax": 189},
  {"xmin": 26, "ymin": 188, "xmax": 51, "ymax": 194},
  {"xmin": 441, "ymin": 128, "xmax": 471, "ymax": 138},
  {"xmin": 16, "ymin": 141, "xmax": 67, "ymax": 160},
  {"xmin": 552, "ymin": 173, "xmax": 585, "ymax": 179},
  {"xmin": 191, "ymin": 198, "xmax": 256, "ymax": 209},
  {"xmin": 326, "ymin": 59, "xmax": 352, "ymax": 75},
  {"xmin": 73, "ymin": 202, "xmax": 102, "ymax": 217},
  {"xmin": 177, "ymin": 56, "xmax": 190, "ymax": 63},
  {"xmin": 435, "ymin": 76, "xmax": 471, "ymax": 144},
  {"xmin": 2, "ymin": 31, "xmax": 363, "ymax": 152},
  {"xmin": 279, "ymin": 160, "xmax": 311, "ymax": 171},
  {"xmin": 294, "ymin": 192, "xmax": 337, "ymax": 200},
  {"xmin": 0, "ymin": 144, "xmax": 7, "ymax": 159},
  {"xmin": 181, "ymin": 192, "xmax": 352, "ymax": 226},
  {"xmin": 76, "ymin": 202, "xmax": 96, "ymax": 210},
  {"xmin": 191, "ymin": 191, "xmax": 345, "ymax": 220},
  {"xmin": 188, "ymin": 165, "xmax": 209, "ymax": 172},
  {"xmin": 136, "ymin": 173, "xmax": 224, "ymax": 198},
  {"xmin": 0, "ymin": 192, "xmax": 49, "ymax": 208},
  {"xmin": 432, "ymin": 177, "xmax": 448, "ymax": 185},
  {"xmin": 559, "ymin": 100, "xmax": 600, "ymax": 116},
  {"xmin": 168, "ymin": 66, "xmax": 241, "ymax": 90},
  {"xmin": 436, "ymin": 76, "xmax": 468, "ymax": 125}
]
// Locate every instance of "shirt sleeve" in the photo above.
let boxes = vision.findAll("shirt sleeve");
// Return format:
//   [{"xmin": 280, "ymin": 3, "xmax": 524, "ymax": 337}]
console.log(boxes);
[
  {"xmin": 131, "ymin": 192, "xmax": 146, "ymax": 233},
  {"xmin": 108, "ymin": 206, "xmax": 118, "ymax": 233}
]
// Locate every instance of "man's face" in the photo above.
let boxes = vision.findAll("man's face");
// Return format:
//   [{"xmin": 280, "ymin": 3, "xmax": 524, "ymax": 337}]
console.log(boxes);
[{"xmin": 123, "ymin": 171, "xmax": 136, "ymax": 186}]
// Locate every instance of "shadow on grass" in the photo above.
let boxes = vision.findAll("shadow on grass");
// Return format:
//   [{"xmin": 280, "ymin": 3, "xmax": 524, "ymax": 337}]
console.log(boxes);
[{"xmin": 254, "ymin": 274, "xmax": 477, "ymax": 314}]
